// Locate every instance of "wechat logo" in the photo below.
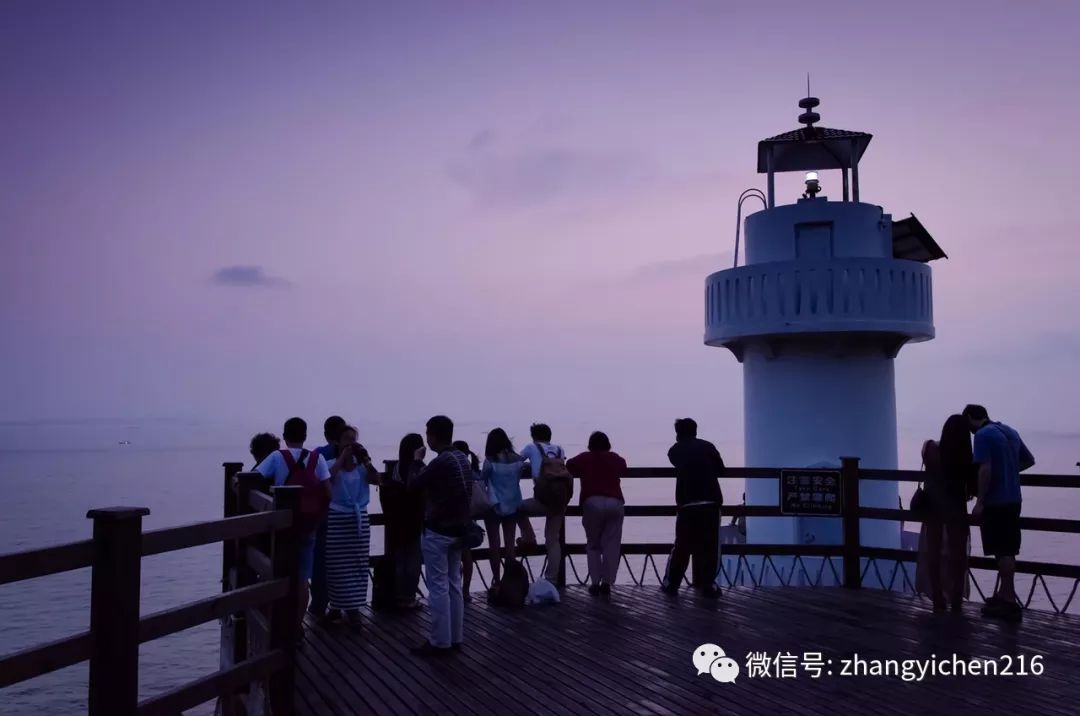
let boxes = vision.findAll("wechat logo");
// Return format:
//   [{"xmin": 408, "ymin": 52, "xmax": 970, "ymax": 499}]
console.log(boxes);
[{"xmin": 693, "ymin": 643, "xmax": 740, "ymax": 684}]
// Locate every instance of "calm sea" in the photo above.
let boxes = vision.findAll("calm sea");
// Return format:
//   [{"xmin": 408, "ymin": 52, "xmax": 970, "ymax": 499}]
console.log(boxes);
[{"xmin": 1, "ymin": 425, "xmax": 1077, "ymax": 715}]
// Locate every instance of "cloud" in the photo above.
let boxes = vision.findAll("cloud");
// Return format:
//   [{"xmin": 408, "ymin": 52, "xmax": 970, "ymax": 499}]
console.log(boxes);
[
  {"xmin": 209, "ymin": 265, "xmax": 290, "ymax": 288},
  {"xmin": 625, "ymin": 252, "xmax": 733, "ymax": 283},
  {"xmin": 447, "ymin": 131, "xmax": 656, "ymax": 210}
]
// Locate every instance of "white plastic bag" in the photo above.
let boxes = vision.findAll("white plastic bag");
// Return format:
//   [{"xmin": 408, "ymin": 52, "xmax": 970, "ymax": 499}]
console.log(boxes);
[{"xmin": 525, "ymin": 577, "xmax": 560, "ymax": 606}]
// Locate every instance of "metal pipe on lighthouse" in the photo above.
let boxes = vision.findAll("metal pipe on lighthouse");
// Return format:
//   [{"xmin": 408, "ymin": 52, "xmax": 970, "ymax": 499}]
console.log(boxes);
[{"xmin": 705, "ymin": 97, "xmax": 945, "ymax": 583}]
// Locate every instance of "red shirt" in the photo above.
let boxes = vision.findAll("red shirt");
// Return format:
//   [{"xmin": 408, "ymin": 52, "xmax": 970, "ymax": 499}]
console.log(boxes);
[{"xmin": 566, "ymin": 450, "xmax": 627, "ymax": 504}]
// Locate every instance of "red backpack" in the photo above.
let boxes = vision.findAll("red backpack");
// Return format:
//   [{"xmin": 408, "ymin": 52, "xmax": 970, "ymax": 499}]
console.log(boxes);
[{"xmin": 280, "ymin": 449, "xmax": 329, "ymax": 533}]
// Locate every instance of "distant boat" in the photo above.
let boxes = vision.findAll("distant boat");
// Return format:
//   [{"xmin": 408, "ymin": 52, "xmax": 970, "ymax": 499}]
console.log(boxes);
[{"xmin": 118, "ymin": 440, "xmax": 132, "ymax": 446}]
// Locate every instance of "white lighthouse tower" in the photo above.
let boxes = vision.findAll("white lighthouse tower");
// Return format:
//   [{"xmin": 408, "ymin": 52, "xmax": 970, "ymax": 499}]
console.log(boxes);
[{"xmin": 706, "ymin": 96, "xmax": 945, "ymax": 571}]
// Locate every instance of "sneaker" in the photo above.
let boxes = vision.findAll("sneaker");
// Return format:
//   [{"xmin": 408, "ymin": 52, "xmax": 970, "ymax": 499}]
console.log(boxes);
[
  {"xmin": 660, "ymin": 583, "xmax": 679, "ymax": 596},
  {"xmin": 345, "ymin": 610, "xmax": 363, "ymax": 629},
  {"xmin": 599, "ymin": 583, "xmax": 611, "ymax": 597},
  {"xmin": 701, "ymin": 586, "xmax": 721, "ymax": 599},
  {"xmin": 950, "ymin": 598, "xmax": 964, "ymax": 613},
  {"xmin": 588, "ymin": 584, "xmax": 601, "ymax": 596},
  {"xmin": 411, "ymin": 642, "xmax": 453, "ymax": 657}
]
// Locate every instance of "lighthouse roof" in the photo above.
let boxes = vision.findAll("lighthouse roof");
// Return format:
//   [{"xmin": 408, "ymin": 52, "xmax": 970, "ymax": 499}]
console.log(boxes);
[{"xmin": 757, "ymin": 125, "xmax": 873, "ymax": 173}]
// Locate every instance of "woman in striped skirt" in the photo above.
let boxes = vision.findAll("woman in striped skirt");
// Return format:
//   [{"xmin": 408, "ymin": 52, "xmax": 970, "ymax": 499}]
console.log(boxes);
[{"xmin": 326, "ymin": 425, "xmax": 380, "ymax": 627}]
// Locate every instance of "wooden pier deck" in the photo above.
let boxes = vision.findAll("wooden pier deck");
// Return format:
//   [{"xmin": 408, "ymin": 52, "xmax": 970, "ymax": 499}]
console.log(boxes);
[{"xmin": 294, "ymin": 585, "xmax": 1080, "ymax": 716}]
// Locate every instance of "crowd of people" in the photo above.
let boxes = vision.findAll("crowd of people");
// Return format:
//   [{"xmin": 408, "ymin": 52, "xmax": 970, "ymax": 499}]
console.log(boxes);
[
  {"xmin": 246, "ymin": 402, "xmax": 1035, "ymax": 655},
  {"xmin": 247, "ymin": 415, "xmax": 725, "ymax": 655}
]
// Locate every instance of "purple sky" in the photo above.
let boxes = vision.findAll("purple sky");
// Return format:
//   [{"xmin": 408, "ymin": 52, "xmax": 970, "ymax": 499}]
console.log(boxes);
[{"xmin": 2, "ymin": 2, "xmax": 1079, "ymax": 468}]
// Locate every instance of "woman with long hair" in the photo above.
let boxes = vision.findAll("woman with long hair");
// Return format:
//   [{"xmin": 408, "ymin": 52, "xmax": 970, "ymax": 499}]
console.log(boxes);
[
  {"xmin": 324, "ymin": 426, "xmax": 380, "ymax": 627},
  {"xmin": 918, "ymin": 414, "xmax": 974, "ymax": 611},
  {"xmin": 380, "ymin": 433, "xmax": 426, "ymax": 610},
  {"xmin": 481, "ymin": 428, "xmax": 524, "ymax": 596},
  {"xmin": 452, "ymin": 440, "xmax": 482, "ymax": 600}
]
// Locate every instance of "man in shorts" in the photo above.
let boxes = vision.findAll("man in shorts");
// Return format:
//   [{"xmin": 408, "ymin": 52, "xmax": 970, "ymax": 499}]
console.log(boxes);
[{"xmin": 964, "ymin": 404, "xmax": 1035, "ymax": 622}]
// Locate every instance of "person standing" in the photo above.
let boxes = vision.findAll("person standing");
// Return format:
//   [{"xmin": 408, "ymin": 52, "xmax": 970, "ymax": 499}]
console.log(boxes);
[
  {"xmin": 481, "ymin": 428, "xmax": 524, "ymax": 595},
  {"xmin": 916, "ymin": 414, "xmax": 974, "ymax": 612},
  {"xmin": 324, "ymin": 425, "xmax": 380, "ymax": 627},
  {"xmin": 310, "ymin": 416, "xmax": 346, "ymax": 619},
  {"xmin": 248, "ymin": 432, "xmax": 281, "ymax": 469},
  {"xmin": 964, "ymin": 404, "xmax": 1035, "ymax": 621},
  {"xmin": 411, "ymin": 415, "xmax": 472, "ymax": 656},
  {"xmin": 662, "ymin": 418, "xmax": 724, "ymax": 597},
  {"xmin": 380, "ymin": 433, "xmax": 427, "ymax": 610},
  {"xmin": 518, "ymin": 423, "xmax": 571, "ymax": 585},
  {"xmin": 254, "ymin": 417, "xmax": 331, "ymax": 631},
  {"xmin": 453, "ymin": 440, "xmax": 482, "ymax": 600},
  {"xmin": 567, "ymin": 431, "xmax": 626, "ymax": 596}
]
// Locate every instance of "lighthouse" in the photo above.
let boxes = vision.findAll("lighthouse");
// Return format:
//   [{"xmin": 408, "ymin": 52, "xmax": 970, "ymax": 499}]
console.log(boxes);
[{"xmin": 706, "ymin": 96, "xmax": 946, "ymax": 571}]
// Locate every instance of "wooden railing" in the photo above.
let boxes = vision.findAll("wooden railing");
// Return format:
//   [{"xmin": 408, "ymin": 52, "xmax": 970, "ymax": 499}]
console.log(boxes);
[
  {"xmin": 375, "ymin": 458, "xmax": 1080, "ymax": 608},
  {"xmin": 2, "ymin": 457, "xmax": 1078, "ymax": 714},
  {"xmin": 0, "ymin": 463, "xmax": 302, "ymax": 716}
]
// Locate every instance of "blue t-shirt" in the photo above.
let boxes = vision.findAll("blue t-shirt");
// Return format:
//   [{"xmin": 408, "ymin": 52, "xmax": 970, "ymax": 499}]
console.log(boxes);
[
  {"xmin": 327, "ymin": 459, "xmax": 372, "ymax": 512},
  {"xmin": 482, "ymin": 456, "xmax": 524, "ymax": 516},
  {"xmin": 973, "ymin": 422, "xmax": 1034, "ymax": 505}
]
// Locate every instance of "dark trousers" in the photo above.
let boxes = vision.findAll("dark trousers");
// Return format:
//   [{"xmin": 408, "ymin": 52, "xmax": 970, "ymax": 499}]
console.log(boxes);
[
  {"xmin": 394, "ymin": 535, "xmax": 423, "ymax": 604},
  {"xmin": 308, "ymin": 520, "xmax": 329, "ymax": 614},
  {"xmin": 664, "ymin": 504, "xmax": 721, "ymax": 589}
]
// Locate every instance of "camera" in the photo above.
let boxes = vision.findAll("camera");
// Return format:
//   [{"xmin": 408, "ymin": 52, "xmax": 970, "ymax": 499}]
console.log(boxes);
[{"xmin": 352, "ymin": 444, "xmax": 370, "ymax": 463}]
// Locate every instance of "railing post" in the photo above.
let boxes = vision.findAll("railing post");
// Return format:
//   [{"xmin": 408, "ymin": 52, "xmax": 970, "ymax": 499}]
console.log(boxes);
[
  {"xmin": 268, "ymin": 485, "xmax": 302, "ymax": 716},
  {"xmin": 222, "ymin": 462, "xmax": 244, "ymax": 588},
  {"xmin": 841, "ymin": 457, "xmax": 861, "ymax": 589},
  {"xmin": 557, "ymin": 514, "xmax": 567, "ymax": 588},
  {"xmin": 220, "ymin": 462, "xmax": 245, "ymax": 716},
  {"xmin": 87, "ymin": 506, "xmax": 150, "ymax": 716}
]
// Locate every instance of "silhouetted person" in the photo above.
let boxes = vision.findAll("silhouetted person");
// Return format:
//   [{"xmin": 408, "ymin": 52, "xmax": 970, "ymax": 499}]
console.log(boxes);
[
  {"xmin": 917, "ymin": 414, "xmax": 974, "ymax": 612},
  {"xmin": 310, "ymin": 415, "xmax": 346, "ymax": 619},
  {"xmin": 381, "ymin": 433, "xmax": 426, "ymax": 610},
  {"xmin": 411, "ymin": 415, "xmax": 472, "ymax": 656},
  {"xmin": 480, "ymin": 428, "xmax": 524, "ymax": 595},
  {"xmin": 662, "ymin": 418, "xmax": 724, "ymax": 597},
  {"xmin": 249, "ymin": 432, "xmax": 281, "ymax": 468},
  {"xmin": 324, "ymin": 425, "xmax": 380, "ymax": 627},
  {"xmin": 567, "ymin": 431, "xmax": 626, "ymax": 596},
  {"xmin": 254, "ymin": 417, "xmax": 331, "ymax": 634},
  {"xmin": 453, "ymin": 440, "xmax": 482, "ymax": 600},
  {"xmin": 518, "ymin": 423, "xmax": 571, "ymax": 584},
  {"xmin": 964, "ymin": 404, "xmax": 1034, "ymax": 622}
]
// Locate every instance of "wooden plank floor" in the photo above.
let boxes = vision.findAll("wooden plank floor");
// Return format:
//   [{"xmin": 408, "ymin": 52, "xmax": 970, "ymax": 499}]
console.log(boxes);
[{"xmin": 295, "ymin": 586, "xmax": 1080, "ymax": 715}]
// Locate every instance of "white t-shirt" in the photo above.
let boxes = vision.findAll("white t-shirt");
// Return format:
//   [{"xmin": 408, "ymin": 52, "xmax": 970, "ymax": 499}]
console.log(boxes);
[
  {"xmin": 520, "ymin": 442, "xmax": 565, "ymax": 481},
  {"xmin": 255, "ymin": 448, "xmax": 331, "ymax": 487}
]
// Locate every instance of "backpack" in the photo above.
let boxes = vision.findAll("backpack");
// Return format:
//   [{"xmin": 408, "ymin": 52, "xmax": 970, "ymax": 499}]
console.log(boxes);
[
  {"xmin": 491, "ymin": 559, "xmax": 528, "ymax": 608},
  {"xmin": 280, "ymin": 449, "xmax": 329, "ymax": 533},
  {"xmin": 534, "ymin": 443, "xmax": 573, "ymax": 513}
]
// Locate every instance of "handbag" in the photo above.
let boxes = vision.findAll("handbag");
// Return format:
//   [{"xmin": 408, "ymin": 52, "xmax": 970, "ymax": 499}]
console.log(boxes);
[
  {"xmin": 910, "ymin": 459, "xmax": 930, "ymax": 515},
  {"xmin": 462, "ymin": 521, "xmax": 485, "ymax": 550},
  {"xmin": 469, "ymin": 473, "xmax": 494, "ymax": 517}
]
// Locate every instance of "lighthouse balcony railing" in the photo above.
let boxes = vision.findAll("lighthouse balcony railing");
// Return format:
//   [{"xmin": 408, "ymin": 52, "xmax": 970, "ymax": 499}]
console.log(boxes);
[{"xmin": 704, "ymin": 257, "xmax": 934, "ymax": 345}]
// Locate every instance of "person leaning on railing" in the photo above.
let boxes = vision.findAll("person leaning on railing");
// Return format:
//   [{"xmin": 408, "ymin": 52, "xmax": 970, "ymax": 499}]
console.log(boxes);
[
  {"xmin": 661, "ymin": 417, "xmax": 724, "ymax": 598},
  {"xmin": 566, "ymin": 431, "xmax": 627, "ymax": 597},
  {"xmin": 964, "ymin": 404, "xmax": 1035, "ymax": 623}
]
